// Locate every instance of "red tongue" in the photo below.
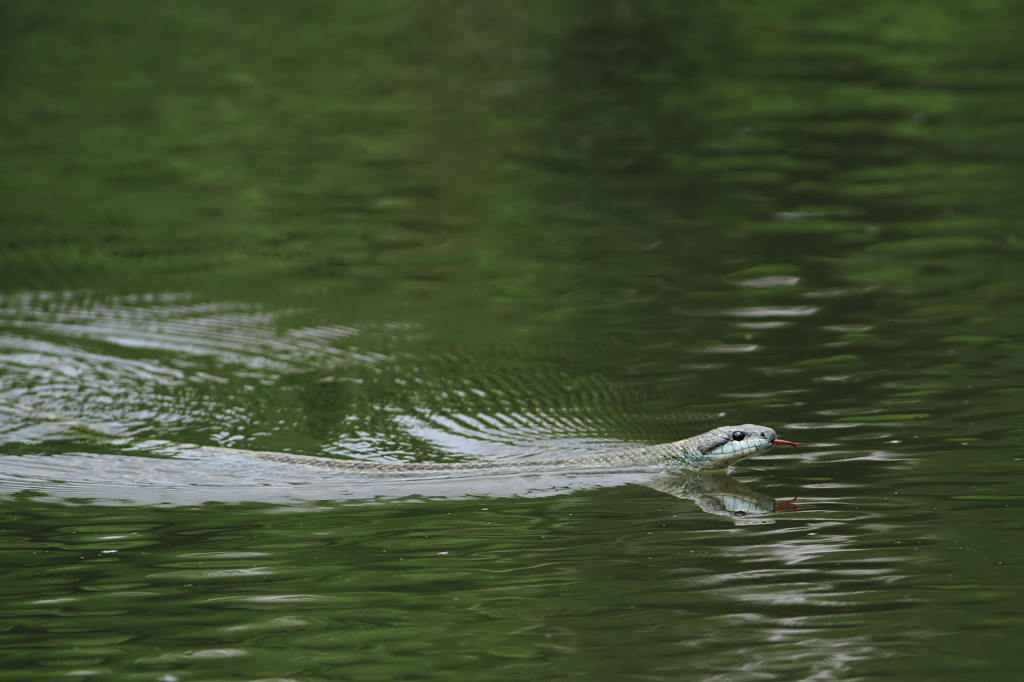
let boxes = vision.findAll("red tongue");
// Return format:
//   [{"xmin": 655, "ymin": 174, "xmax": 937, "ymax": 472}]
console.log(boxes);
[
  {"xmin": 774, "ymin": 497, "xmax": 803, "ymax": 512},
  {"xmin": 772, "ymin": 438, "xmax": 803, "ymax": 452}
]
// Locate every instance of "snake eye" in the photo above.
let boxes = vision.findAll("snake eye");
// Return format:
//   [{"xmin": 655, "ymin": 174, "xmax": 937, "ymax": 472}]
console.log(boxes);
[{"xmin": 731, "ymin": 431, "xmax": 745, "ymax": 441}]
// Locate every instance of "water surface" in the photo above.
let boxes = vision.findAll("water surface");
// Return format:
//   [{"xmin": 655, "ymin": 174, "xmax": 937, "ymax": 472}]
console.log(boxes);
[{"xmin": 3, "ymin": 2, "xmax": 1024, "ymax": 680}]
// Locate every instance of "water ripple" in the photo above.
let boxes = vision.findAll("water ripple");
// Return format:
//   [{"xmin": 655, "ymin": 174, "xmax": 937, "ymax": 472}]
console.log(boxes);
[{"xmin": 0, "ymin": 293, "xmax": 692, "ymax": 501}]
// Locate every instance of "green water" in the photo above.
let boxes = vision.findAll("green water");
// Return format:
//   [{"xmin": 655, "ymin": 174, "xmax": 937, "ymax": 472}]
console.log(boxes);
[{"xmin": 3, "ymin": 1, "xmax": 1024, "ymax": 679}]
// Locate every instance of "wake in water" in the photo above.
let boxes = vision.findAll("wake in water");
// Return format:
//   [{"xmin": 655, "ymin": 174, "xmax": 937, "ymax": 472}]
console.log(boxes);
[{"xmin": 0, "ymin": 293, "xmax": 795, "ymax": 522}]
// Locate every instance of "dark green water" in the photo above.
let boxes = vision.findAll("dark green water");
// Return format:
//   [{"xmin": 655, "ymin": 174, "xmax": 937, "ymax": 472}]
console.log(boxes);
[{"xmin": 3, "ymin": 2, "xmax": 1024, "ymax": 679}]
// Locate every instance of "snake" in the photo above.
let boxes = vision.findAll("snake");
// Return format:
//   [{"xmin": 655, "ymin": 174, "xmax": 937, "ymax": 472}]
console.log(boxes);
[
  {"xmin": 1, "ymin": 401, "xmax": 804, "ymax": 519},
  {"xmin": 0, "ymin": 401, "xmax": 800, "ymax": 477},
  {"xmin": 124, "ymin": 423, "xmax": 801, "ymax": 478}
]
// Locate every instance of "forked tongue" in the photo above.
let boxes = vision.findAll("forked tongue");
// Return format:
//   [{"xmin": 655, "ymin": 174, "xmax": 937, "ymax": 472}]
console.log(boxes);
[{"xmin": 772, "ymin": 437, "xmax": 803, "ymax": 453}]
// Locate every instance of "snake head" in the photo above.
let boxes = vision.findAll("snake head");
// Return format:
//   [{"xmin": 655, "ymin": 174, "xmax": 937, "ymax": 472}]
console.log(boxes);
[{"xmin": 696, "ymin": 424, "xmax": 799, "ymax": 470}]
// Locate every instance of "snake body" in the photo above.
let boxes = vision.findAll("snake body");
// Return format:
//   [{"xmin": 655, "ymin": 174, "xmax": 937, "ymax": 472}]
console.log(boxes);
[
  {"xmin": 0, "ymin": 401, "xmax": 802, "ymax": 519},
  {"xmin": 0, "ymin": 401, "xmax": 795, "ymax": 478},
  {"xmin": 178, "ymin": 424, "xmax": 790, "ymax": 477}
]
